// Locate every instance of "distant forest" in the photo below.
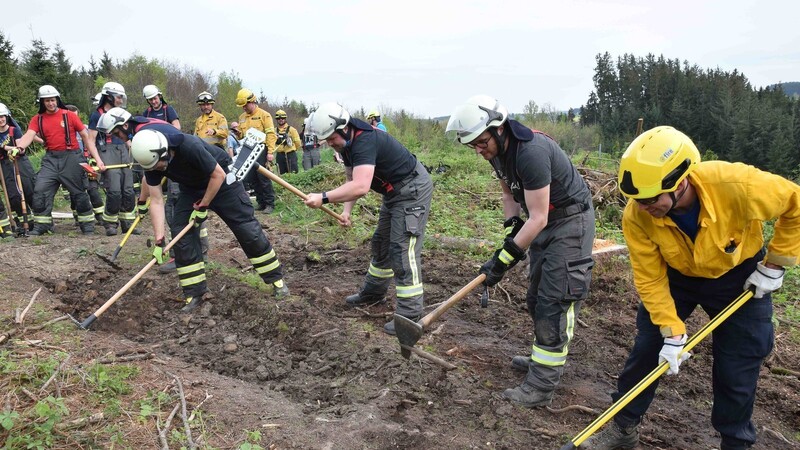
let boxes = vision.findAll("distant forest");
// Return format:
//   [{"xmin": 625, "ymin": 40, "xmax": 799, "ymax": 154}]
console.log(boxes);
[{"xmin": 580, "ymin": 52, "xmax": 800, "ymax": 178}]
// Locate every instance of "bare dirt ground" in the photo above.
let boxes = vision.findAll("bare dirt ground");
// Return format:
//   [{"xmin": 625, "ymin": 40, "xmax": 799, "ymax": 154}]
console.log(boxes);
[{"xmin": 1, "ymin": 214, "xmax": 799, "ymax": 449}]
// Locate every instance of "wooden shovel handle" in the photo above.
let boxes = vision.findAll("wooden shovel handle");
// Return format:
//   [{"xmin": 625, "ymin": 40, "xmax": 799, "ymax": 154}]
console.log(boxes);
[
  {"xmin": 420, "ymin": 274, "xmax": 486, "ymax": 329},
  {"xmin": 255, "ymin": 165, "xmax": 343, "ymax": 222},
  {"xmin": 92, "ymin": 221, "xmax": 195, "ymax": 319}
]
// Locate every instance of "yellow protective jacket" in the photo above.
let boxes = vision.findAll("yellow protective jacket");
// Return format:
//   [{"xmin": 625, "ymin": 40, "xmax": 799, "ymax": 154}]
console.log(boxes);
[
  {"xmin": 275, "ymin": 124, "xmax": 302, "ymax": 153},
  {"xmin": 194, "ymin": 109, "xmax": 229, "ymax": 148},
  {"xmin": 238, "ymin": 106, "xmax": 276, "ymax": 155},
  {"xmin": 623, "ymin": 161, "xmax": 800, "ymax": 337}
]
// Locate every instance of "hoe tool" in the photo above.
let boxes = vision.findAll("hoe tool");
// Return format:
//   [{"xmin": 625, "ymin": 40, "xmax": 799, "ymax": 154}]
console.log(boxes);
[
  {"xmin": 13, "ymin": 160, "xmax": 29, "ymax": 236},
  {"xmin": 254, "ymin": 164, "xmax": 344, "ymax": 222},
  {"xmin": 79, "ymin": 162, "xmax": 132, "ymax": 177},
  {"xmin": 109, "ymin": 198, "xmax": 149, "ymax": 262},
  {"xmin": 74, "ymin": 220, "xmax": 195, "ymax": 330},
  {"xmin": 394, "ymin": 274, "xmax": 486, "ymax": 359},
  {"xmin": 560, "ymin": 288, "xmax": 755, "ymax": 450}
]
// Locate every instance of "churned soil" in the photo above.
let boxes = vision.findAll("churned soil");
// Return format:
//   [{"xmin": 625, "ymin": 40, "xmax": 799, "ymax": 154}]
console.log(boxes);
[{"xmin": 1, "ymin": 214, "xmax": 798, "ymax": 449}]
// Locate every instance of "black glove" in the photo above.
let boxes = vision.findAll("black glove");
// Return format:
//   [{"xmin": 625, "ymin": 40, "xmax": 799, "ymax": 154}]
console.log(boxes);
[
  {"xmin": 503, "ymin": 216, "xmax": 524, "ymax": 238},
  {"xmin": 480, "ymin": 237, "xmax": 527, "ymax": 287}
]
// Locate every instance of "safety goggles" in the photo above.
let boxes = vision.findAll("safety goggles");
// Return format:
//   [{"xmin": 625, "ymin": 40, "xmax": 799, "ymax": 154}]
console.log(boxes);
[{"xmin": 635, "ymin": 194, "xmax": 662, "ymax": 206}]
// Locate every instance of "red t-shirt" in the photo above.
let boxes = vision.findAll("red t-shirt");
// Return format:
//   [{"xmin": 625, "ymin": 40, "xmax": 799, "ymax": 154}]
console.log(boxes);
[{"xmin": 28, "ymin": 109, "xmax": 86, "ymax": 151}]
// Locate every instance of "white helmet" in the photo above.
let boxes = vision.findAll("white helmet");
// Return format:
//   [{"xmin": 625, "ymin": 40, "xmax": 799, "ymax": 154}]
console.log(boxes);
[
  {"xmin": 308, "ymin": 103, "xmax": 350, "ymax": 140},
  {"xmin": 37, "ymin": 85, "xmax": 61, "ymax": 100},
  {"xmin": 445, "ymin": 95, "xmax": 508, "ymax": 144},
  {"xmin": 97, "ymin": 107, "xmax": 132, "ymax": 134},
  {"xmin": 0, "ymin": 103, "xmax": 10, "ymax": 117},
  {"xmin": 142, "ymin": 84, "xmax": 161, "ymax": 100},
  {"xmin": 101, "ymin": 82, "xmax": 127, "ymax": 107},
  {"xmin": 91, "ymin": 93, "xmax": 102, "ymax": 107},
  {"xmin": 131, "ymin": 129, "xmax": 169, "ymax": 170}
]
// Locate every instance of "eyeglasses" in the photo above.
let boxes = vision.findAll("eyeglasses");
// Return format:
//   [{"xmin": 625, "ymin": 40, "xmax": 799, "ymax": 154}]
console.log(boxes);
[
  {"xmin": 467, "ymin": 135, "xmax": 492, "ymax": 149},
  {"xmin": 635, "ymin": 194, "xmax": 662, "ymax": 206}
]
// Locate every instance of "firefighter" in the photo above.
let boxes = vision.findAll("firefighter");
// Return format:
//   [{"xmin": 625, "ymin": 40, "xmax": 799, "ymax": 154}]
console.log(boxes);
[
  {"xmin": 0, "ymin": 102, "xmax": 36, "ymax": 235},
  {"xmin": 88, "ymin": 81, "xmax": 137, "ymax": 236},
  {"xmin": 366, "ymin": 110, "xmax": 387, "ymax": 132},
  {"xmin": 97, "ymin": 107, "xmax": 209, "ymax": 272},
  {"xmin": 142, "ymin": 84, "xmax": 181, "ymax": 128},
  {"xmin": 193, "ymin": 91, "xmax": 228, "ymax": 150},
  {"xmin": 581, "ymin": 126, "xmax": 800, "ymax": 450},
  {"xmin": 274, "ymin": 109, "xmax": 301, "ymax": 174},
  {"xmin": 446, "ymin": 95, "xmax": 596, "ymax": 408},
  {"xmin": 129, "ymin": 127, "xmax": 289, "ymax": 311},
  {"xmin": 236, "ymin": 88, "xmax": 276, "ymax": 213},
  {"xmin": 305, "ymin": 103, "xmax": 433, "ymax": 335},
  {"xmin": 9, "ymin": 85, "xmax": 104, "ymax": 235}
]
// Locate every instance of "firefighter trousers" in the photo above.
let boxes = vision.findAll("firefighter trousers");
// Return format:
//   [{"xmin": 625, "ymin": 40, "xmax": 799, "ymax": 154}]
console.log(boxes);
[
  {"xmin": 32, "ymin": 150, "xmax": 93, "ymax": 231},
  {"xmin": 99, "ymin": 143, "xmax": 136, "ymax": 226},
  {"xmin": 171, "ymin": 180, "xmax": 283, "ymax": 298},
  {"xmin": 358, "ymin": 162, "xmax": 433, "ymax": 318}
]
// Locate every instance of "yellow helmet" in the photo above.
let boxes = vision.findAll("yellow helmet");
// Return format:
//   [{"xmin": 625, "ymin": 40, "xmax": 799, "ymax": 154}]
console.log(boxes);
[
  {"xmin": 235, "ymin": 88, "xmax": 257, "ymax": 107},
  {"xmin": 275, "ymin": 109, "xmax": 287, "ymax": 119},
  {"xmin": 618, "ymin": 126, "xmax": 700, "ymax": 199},
  {"xmin": 366, "ymin": 110, "xmax": 380, "ymax": 120}
]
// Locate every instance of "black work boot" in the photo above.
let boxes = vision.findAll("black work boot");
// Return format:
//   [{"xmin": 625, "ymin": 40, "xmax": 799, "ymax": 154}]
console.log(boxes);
[
  {"xmin": 345, "ymin": 292, "xmax": 386, "ymax": 306},
  {"xmin": 502, "ymin": 369, "xmax": 553, "ymax": 408},
  {"xmin": 182, "ymin": 296, "xmax": 204, "ymax": 312},
  {"xmin": 120, "ymin": 220, "xmax": 141, "ymax": 235},
  {"xmin": 511, "ymin": 355, "xmax": 532, "ymax": 373},
  {"xmin": 579, "ymin": 421, "xmax": 639, "ymax": 449},
  {"xmin": 105, "ymin": 224, "xmax": 118, "ymax": 236},
  {"xmin": 383, "ymin": 315, "xmax": 421, "ymax": 336},
  {"xmin": 28, "ymin": 224, "xmax": 53, "ymax": 236},
  {"xmin": 80, "ymin": 222, "xmax": 95, "ymax": 235}
]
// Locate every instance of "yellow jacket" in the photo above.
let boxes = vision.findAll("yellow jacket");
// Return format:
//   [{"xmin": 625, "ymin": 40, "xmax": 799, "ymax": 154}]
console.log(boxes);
[
  {"xmin": 238, "ymin": 106, "xmax": 277, "ymax": 155},
  {"xmin": 275, "ymin": 124, "xmax": 302, "ymax": 153},
  {"xmin": 194, "ymin": 109, "xmax": 229, "ymax": 148},
  {"xmin": 623, "ymin": 161, "xmax": 800, "ymax": 337}
]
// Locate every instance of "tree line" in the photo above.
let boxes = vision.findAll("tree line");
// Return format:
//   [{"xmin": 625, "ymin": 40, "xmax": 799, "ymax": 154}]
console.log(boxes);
[
  {"xmin": 0, "ymin": 32, "xmax": 314, "ymax": 137},
  {"xmin": 580, "ymin": 52, "xmax": 800, "ymax": 178}
]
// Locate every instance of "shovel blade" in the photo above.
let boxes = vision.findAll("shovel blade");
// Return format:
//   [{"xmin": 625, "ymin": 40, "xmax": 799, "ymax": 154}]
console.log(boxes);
[{"xmin": 394, "ymin": 313, "xmax": 424, "ymax": 357}]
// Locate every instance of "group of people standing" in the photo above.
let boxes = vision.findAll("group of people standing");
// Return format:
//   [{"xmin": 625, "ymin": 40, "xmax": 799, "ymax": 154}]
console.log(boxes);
[{"xmin": 2, "ymin": 84, "xmax": 798, "ymax": 450}]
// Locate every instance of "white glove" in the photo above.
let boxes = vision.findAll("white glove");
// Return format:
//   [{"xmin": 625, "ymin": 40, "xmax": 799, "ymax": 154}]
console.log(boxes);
[
  {"xmin": 659, "ymin": 334, "xmax": 690, "ymax": 375},
  {"xmin": 744, "ymin": 261, "xmax": 784, "ymax": 299}
]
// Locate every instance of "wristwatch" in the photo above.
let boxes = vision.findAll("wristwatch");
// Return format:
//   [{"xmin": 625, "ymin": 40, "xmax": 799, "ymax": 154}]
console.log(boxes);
[{"xmin": 321, "ymin": 192, "xmax": 329, "ymax": 204}]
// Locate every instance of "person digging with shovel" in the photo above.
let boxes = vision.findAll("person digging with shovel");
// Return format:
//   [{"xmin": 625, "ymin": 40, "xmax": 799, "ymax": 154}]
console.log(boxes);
[
  {"xmin": 127, "ymin": 125, "xmax": 290, "ymax": 312},
  {"xmin": 446, "ymin": 95, "xmax": 596, "ymax": 408},
  {"xmin": 305, "ymin": 102, "xmax": 433, "ymax": 335},
  {"xmin": 580, "ymin": 126, "xmax": 800, "ymax": 450}
]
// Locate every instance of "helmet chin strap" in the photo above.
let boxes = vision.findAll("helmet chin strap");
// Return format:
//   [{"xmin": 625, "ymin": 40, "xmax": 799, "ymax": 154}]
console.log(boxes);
[
  {"xmin": 667, "ymin": 181, "xmax": 689, "ymax": 213},
  {"xmin": 337, "ymin": 127, "xmax": 353, "ymax": 148},
  {"xmin": 490, "ymin": 127, "xmax": 505, "ymax": 154}
]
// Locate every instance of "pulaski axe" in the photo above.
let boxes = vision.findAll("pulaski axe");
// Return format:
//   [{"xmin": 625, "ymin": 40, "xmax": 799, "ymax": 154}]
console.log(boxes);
[
  {"xmin": 226, "ymin": 128, "xmax": 343, "ymax": 222},
  {"xmin": 394, "ymin": 274, "xmax": 486, "ymax": 359}
]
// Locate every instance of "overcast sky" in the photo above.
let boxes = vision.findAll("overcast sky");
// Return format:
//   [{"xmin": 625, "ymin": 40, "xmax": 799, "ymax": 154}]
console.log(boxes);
[{"xmin": 4, "ymin": 0, "xmax": 798, "ymax": 118}]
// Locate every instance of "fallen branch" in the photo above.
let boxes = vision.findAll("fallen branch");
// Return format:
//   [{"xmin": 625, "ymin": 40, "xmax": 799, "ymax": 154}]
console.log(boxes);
[
  {"xmin": 400, "ymin": 344, "xmax": 457, "ymax": 370},
  {"xmin": 55, "ymin": 412, "xmax": 104, "ymax": 430},
  {"xmin": 546, "ymin": 404, "xmax": 599, "ymax": 415},
  {"xmin": 25, "ymin": 315, "xmax": 70, "ymax": 332},
  {"xmin": 761, "ymin": 426, "xmax": 796, "ymax": 446},
  {"xmin": 95, "ymin": 353, "xmax": 154, "ymax": 364},
  {"xmin": 354, "ymin": 307, "xmax": 393, "ymax": 318},
  {"xmin": 577, "ymin": 318, "xmax": 589, "ymax": 328},
  {"xmin": 188, "ymin": 391, "xmax": 212, "ymax": 422},
  {"xmin": 310, "ymin": 329, "xmax": 339, "ymax": 339},
  {"xmin": 166, "ymin": 372, "xmax": 196, "ymax": 450},
  {"xmin": 41, "ymin": 355, "xmax": 71, "ymax": 394},
  {"xmin": 312, "ymin": 364, "xmax": 333, "ymax": 375},
  {"xmin": 15, "ymin": 287, "xmax": 43, "ymax": 325},
  {"xmin": 158, "ymin": 403, "xmax": 181, "ymax": 450},
  {"xmin": 769, "ymin": 366, "xmax": 800, "ymax": 378}
]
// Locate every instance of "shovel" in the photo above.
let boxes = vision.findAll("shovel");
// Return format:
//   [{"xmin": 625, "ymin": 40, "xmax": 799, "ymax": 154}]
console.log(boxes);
[
  {"xmin": 72, "ymin": 220, "xmax": 195, "ymax": 330},
  {"xmin": 394, "ymin": 274, "xmax": 486, "ymax": 359},
  {"xmin": 13, "ymin": 159, "xmax": 29, "ymax": 236},
  {"xmin": 254, "ymin": 164, "xmax": 344, "ymax": 222},
  {"xmin": 560, "ymin": 288, "xmax": 755, "ymax": 450}
]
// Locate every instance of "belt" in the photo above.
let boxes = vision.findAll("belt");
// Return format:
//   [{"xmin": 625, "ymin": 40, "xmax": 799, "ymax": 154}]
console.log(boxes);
[
  {"xmin": 384, "ymin": 168, "xmax": 420, "ymax": 198},
  {"xmin": 548, "ymin": 201, "xmax": 589, "ymax": 221}
]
